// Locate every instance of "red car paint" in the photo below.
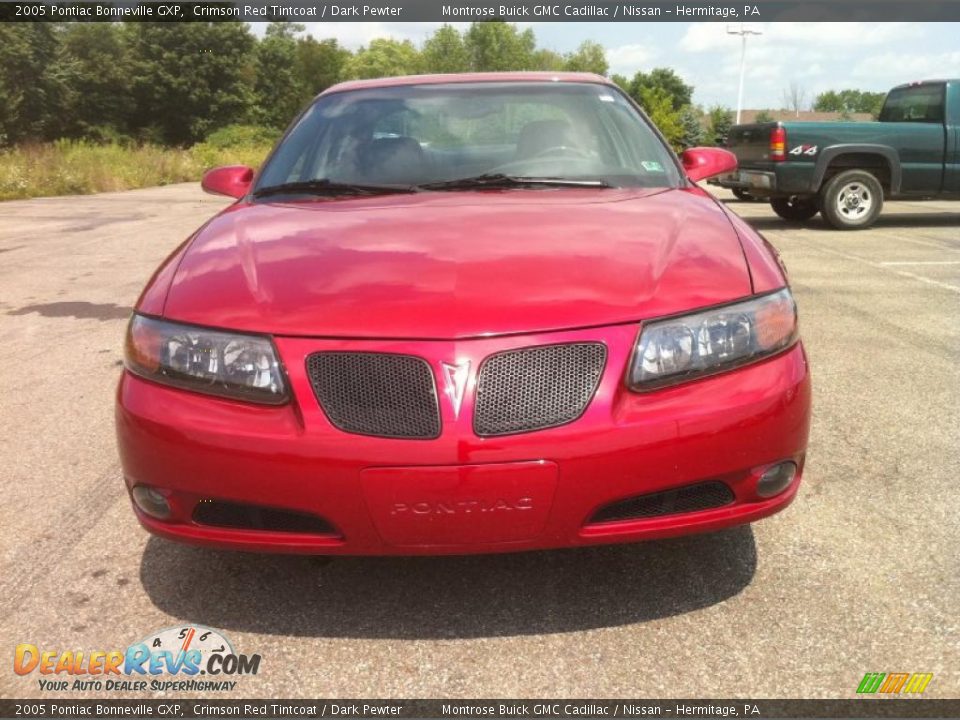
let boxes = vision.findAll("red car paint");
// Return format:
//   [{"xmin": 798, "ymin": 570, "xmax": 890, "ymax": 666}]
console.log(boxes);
[{"xmin": 117, "ymin": 73, "xmax": 811, "ymax": 555}]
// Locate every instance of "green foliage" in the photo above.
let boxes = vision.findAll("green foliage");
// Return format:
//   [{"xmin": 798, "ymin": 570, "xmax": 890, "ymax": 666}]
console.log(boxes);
[
  {"xmin": 296, "ymin": 37, "xmax": 350, "ymax": 98},
  {"xmin": 754, "ymin": 110, "xmax": 775, "ymax": 123},
  {"xmin": 529, "ymin": 48, "xmax": 566, "ymax": 71},
  {"xmin": 0, "ymin": 139, "xmax": 273, "ymax": 201},
  {"xmin": 58, "ymin": 24, "xmax": 134, "ymax": 140},
  {"xmin": 610, "ymin": 74, "xmax": 630, "ymax": 92},
  {"xmin": 0, "ymin": 23, "xmax": 69, "ymax": 144},
  {"xmin": 626, "ymin": 68, "xmax": 693, "ymax": 111},
  {"xmin": 125, "ymin": 22, "xmax": 256, "ymax": 145},
  {"xmin": 707, "ymin": 105, "xmax": 734, "ymax": 145},
  {"xmin": 346, "ymin": 38, "xmax": 422, "ymax": 79},
  {"xmin": 564, "ymin": 40, "xmax": 608, "ymax": 75},
  {"xmin": 0, "ymin": 20, "xmax": 709, "ymax": 197},
  {"xmin": 421, "ymin": 25, "xmax": 470, "ymax": 73},
  {"xmin": 253, "ymin": 23, "xmax": 307, "ymax": 129},
  {"xmin": 678, "ymin": 106, "xmax": 704, "ymax": 149},
  {"xmin": 638, "ymin": 87, "xmax": 684, "ymax": 151},
  {"xmin": 464, "ymin": 22, "xmax": 536, "ymax": 71},
  {"xmin": 814, "ymin": 89, "xmax": 885, "ymax": 117},
  {"xmin": 202, "ymin": 124, "xmax": 280, "ymax": 149}
]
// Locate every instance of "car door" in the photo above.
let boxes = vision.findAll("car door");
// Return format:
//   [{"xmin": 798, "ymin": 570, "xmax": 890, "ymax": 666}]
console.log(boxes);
[
  {"xmin": 945, "ymin": 81, "xmax": 960, "ymax": 193},
  {"xmin": 879, "ymin": 83, "xmax": 947, "ymax": 194}
]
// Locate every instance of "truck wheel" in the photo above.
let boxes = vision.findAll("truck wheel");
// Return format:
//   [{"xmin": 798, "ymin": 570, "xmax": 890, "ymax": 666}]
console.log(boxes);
[
  {"xmin": 732, "ymin": 188, "xmax": 754, "ymax": 201},
  {"xmin": 819, "ymin": 170, "xmax": 883, "ymax": 230},
  {"xmin": 770, "ymin": 196, "xmax": 819, "ymax": 222}
]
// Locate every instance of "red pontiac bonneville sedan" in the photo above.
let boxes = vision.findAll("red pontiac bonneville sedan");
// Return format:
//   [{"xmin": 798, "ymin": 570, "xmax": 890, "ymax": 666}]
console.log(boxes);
[{"xmin": 117, "ymin": 72, "xmax": 811, "ymax": 555}]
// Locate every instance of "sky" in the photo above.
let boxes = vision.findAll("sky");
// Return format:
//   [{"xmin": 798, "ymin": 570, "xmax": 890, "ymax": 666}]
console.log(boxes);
[{"xmin": 260, "ymin": 21, "xmax": 960, "ymax": 110}]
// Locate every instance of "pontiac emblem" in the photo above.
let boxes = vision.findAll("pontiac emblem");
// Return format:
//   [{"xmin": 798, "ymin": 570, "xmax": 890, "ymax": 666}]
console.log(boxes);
[{"xmin": 440, "ymin": 361, "xmax": 470, "ymax": 419}]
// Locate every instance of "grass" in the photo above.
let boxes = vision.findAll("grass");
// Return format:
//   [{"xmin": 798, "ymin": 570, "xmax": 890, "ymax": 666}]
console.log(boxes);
[{"xmin": 0, "ymin": 139, "xmax": 273, "ymax": 201}]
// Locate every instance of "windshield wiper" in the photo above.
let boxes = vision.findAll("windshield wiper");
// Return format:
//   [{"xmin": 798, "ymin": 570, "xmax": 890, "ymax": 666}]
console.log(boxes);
[
  {"xmin": 253, "ymin": 179, "xmax": 418, "ymax": 199},
  {"xmin": 418, "ymin": 173, "xmax": 613, "ymax": 191}
]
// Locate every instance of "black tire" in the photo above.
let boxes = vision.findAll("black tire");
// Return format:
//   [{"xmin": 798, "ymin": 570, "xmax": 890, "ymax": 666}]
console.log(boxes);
[
  {"xmin": 770, "ymin": 196, "xmax": 820, "ymax": 222},
  {"xmin": 732, "ymin": 188, "xmax": 754, "ymax": 201},
  {"xmin": 819, "ymin": 169, "xmax": 884, "ymax": 230}
]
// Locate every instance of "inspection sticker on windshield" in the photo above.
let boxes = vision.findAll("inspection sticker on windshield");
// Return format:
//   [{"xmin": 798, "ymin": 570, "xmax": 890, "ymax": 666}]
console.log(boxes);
[
  {"xmin": 641, "ymin": 160, "xmax": 664, "ymax": 172},
  {"xmin": 597, "ymin": 94, "xmax": 616, "ymax": 102}
]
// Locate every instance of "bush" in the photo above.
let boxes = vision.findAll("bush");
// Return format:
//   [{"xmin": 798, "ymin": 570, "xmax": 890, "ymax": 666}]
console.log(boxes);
[
  {"xmin": 202, "ymin": 124, "xmax": 281, "ymax": 150},
  {"xmin": 0, "ymin": 138, "xmax": 274, "ymax": 201}
]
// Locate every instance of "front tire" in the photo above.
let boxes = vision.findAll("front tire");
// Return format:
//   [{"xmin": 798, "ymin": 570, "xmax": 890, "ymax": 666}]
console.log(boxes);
[
  {"xmin": 770, "ymin": 196, "xmax": 819, "ymax": 222},
  {"xmin": 819, "ymin": 170, "xmax": 884, "ymax": 230}
]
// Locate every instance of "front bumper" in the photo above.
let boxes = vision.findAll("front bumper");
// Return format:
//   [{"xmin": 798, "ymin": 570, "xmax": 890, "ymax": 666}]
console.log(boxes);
[{"xmin": 116, "ymin": 325, "xmax": 811, "ymax": 556}]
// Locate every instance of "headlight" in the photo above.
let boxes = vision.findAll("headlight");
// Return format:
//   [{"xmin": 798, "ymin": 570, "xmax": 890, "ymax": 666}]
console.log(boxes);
[
  {"xmin": 628, "ymin": 288, "xmax": 798, "ymax": 391},
  {"xmin": 124, "ymin": 314, "xmax": 288, "ymax": 404}
]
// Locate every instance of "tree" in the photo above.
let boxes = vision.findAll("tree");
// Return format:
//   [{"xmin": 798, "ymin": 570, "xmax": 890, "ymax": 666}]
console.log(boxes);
[
  {"xmin": 58, "ymin": 23, "xmax": 134, "ymax": 140},
  {"xmin": 638, "ymin": 87, "xmax": 684, "ymax": 150},
  {"xmin": 754, "ymin": 109, "xmax": 774, "ymax": 123},
  {"xmin": 346, "ymin": 38, "xmax": 421, "ymax": 79},
  {"xmin": 678, "ymin": 106, "xmax": 704, "ymax": 149},
  {"xmin": 125, "ymin": 22, "xmax": 256, "ymax": 145},
  {"xmin": 529, "ymin": 48, "xmax": 565, "ymax": 71},
  {"xmin": 464, "ymin": 21, "xmax": 535, "ymax": 71},
  {"xmin": 814, "ymin": 88, "xmax": 885, "ymax": 117},
  {"xmin": 626, "ymin": 68, "xmax": 693, "ymax": 111},
  {"xmin": 0, "ymin": 23, "xmax": 69, "ymax": 144},
  {"xmin": 782, "ymin": 81, "xmax": 806, "ymax": 117},
  {"xmin": 707, "ymin": 105, "xmax": 734, "ymax": 145},
  {"xmin": 610, "ymin": 74, "xmax": 630, "ymax": 92},
  {"xmin": 296, "ymin": 37, "xmax": 350, "ymax": 99},
  {"xmin": 564, "ymin": 40, "xmax": 608, "ymax": 75},
  {"xmin": 254, "ymin": 23, "xmax": 306, "ymax": 129},
  {"xmin": 421, "ymin": 24, "xmax": 470, "ymax": 73}
]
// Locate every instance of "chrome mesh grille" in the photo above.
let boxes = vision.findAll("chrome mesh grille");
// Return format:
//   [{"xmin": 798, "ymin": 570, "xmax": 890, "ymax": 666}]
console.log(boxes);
[
  {"xmin": 473, "ymin": 343, "xmax": 606, "ymax": 436},
  {"xmin": 589, "ymin": 482, "xmax": 735, "ymax": 524},
  {"xmin": 306, "ymin": 352, "xmax": 440, "ymax": 439}
]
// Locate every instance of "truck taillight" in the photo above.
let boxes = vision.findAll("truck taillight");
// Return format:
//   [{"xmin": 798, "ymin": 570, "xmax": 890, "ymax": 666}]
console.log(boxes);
[{"xmin": 770, "ymin": 126, "xmax": 786, "ymax": 161}]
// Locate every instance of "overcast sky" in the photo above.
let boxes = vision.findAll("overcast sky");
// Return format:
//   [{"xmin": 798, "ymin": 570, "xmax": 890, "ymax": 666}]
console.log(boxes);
[{"xmin": 264, "ymin": 22, "xmax": 960, "ymax": 109}]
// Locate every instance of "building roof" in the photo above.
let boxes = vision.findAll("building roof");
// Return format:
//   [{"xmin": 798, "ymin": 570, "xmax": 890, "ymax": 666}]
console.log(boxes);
[{"xmin": 735, "ymin": 109, "xmax": 875, "ymax": 124}]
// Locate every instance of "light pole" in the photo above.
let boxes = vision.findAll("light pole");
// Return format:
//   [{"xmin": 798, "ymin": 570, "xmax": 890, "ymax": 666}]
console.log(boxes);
[{"xmin": 727, "ymin": 23, "xmax": 762, "ymax": 125}]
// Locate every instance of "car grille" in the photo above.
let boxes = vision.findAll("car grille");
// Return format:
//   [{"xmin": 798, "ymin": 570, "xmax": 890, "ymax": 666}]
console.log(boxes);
[
  {"xmin": 588, "ymin": 482, "xmax": 735, "ymax": 524},
  {"xmin": 193, "ymin": 500, "xmax": 338, "ymax": 535},
  {"xmin": 473, "ymin": 343, "xmax": 607, "ymax": 436},
  {"xmin": 306, "ymin": 352, "xmax": 441, "ymax": 439}
]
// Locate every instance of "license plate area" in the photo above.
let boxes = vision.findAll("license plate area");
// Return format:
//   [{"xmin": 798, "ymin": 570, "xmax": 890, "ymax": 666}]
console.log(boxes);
[{"xmin": 361, "ymin": 461, "xmax": 558, "ymax": 546}]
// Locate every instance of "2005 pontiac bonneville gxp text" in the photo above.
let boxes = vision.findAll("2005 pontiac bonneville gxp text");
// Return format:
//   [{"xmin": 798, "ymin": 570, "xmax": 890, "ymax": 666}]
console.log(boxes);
[{"xmin": 116, "ymin": 72, "xmax": 811, "ymax": 555}]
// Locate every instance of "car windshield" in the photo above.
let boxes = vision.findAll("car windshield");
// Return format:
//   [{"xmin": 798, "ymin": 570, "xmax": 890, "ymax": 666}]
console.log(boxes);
[{"xmin": 254, "ymin": 81, "xmax": 682, "ymax": 194}]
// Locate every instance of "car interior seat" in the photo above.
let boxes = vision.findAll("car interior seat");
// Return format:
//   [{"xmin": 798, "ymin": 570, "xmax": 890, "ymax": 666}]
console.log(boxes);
[
  {"xmin": 360, "ymin": 136, "xmax": 427, "ymax": 184},
  {"xmin": 514, "ymin": 120, "xmax": 577, "ymax": 161}
]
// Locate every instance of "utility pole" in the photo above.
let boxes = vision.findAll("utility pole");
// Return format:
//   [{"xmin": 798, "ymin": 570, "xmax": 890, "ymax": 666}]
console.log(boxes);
[{"xmin": 727, "ymin": 23, "xmax": 763, "ymax": 125}]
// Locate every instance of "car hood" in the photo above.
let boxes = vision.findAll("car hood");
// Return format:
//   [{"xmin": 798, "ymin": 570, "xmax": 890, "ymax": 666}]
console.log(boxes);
[{"xmin": 162, "ymin": 188, "xmax": 752, "ymax": 339}]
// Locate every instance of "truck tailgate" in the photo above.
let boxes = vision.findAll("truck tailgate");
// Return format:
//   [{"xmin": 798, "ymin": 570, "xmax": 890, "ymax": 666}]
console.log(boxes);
[{"xmin": 726, "ymin": 123, "xmax": 777, "ymax": 165}]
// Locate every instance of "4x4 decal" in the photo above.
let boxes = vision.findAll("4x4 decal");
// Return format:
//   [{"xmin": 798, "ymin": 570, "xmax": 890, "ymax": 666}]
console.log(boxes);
[{"xmin": 790, "ymin": 144, "xmax": 819, "ymax": 156}]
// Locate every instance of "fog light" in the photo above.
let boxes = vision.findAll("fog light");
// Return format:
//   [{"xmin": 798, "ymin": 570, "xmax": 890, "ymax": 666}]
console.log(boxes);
[
  {"xmin": 756, "ymin": 461, "xmax": 797, "ymax": 498},
  {"xmin": 131, "ymin": 486, "xmax": 171, "ymax": 519}
]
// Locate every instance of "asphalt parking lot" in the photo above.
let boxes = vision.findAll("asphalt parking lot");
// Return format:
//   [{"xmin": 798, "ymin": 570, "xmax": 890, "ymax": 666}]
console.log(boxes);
[{"xmin": 0, "ymin": 185, "xmax": 957, "ymax": 699}]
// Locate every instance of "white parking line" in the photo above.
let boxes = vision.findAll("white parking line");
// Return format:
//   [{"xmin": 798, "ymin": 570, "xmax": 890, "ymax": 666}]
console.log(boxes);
[{"xmin": 809, "ymin": 245, "xmax": 960, "ymax": 294}]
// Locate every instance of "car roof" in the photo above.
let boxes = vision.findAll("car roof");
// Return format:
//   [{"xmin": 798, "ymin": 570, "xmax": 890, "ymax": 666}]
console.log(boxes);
[
  {"xmin": 321, "ymin": 72, "xmax": 613, "ymax": 96},
  {"xmin": 889, "ymin": 79, "xmax": 959, "ymax": 90}
]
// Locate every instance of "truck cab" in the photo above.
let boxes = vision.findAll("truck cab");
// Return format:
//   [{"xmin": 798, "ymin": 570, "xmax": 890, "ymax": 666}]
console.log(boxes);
[{"xmin": 721, "ymin": 80, "xmax": 960, "ymax": 229}]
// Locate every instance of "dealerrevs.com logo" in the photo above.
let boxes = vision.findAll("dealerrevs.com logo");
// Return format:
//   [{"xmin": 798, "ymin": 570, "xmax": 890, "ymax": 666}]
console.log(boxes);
[{"xmin": 14, "ymin": 626, "xmax": 260, "ymax": 692}]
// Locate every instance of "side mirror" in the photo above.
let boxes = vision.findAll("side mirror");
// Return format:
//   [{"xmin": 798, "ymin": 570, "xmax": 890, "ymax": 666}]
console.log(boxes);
[
  {"xmin": 201, "ymin": 165, "xmax": 254, "ymax": 199},
  {"xmin": 680, "ymin": 147, "xmax": 738, "ymax": 183}
]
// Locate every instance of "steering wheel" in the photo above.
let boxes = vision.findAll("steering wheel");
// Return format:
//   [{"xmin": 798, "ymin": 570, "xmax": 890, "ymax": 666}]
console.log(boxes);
[{"xmin": 530, "ymin": 145, "xmax": 591, "ymax": 160}]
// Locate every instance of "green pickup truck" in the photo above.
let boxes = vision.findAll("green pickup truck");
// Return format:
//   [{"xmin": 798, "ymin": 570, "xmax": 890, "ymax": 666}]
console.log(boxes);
[{"xmin": 719, "ymin": 79, "xmax": 960, "ymax": 229}]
